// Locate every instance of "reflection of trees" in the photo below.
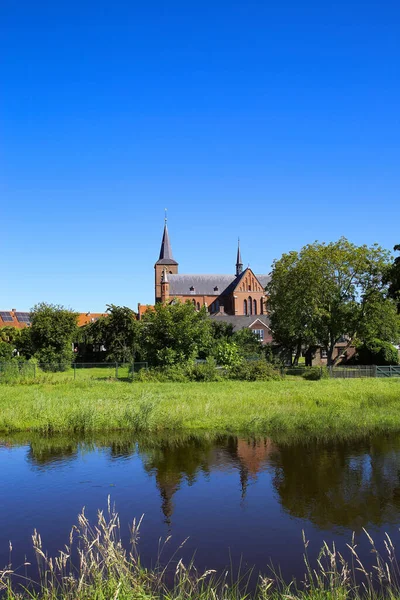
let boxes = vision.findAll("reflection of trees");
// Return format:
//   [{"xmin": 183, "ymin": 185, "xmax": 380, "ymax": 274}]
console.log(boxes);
[
  {"xmin": 139, "ymin": 437, "xmax": 217, "ymax": 523},
  {"xmin": 18, "ymin": 431, "xmax": 400, "ymax": 533},
  {"xmin": 269, "ymin": 437, "xmax": 400, "ymax": 530},
  {"xmin": 27, "ymin": 437, "xmax": 79, "ymax": 466},
  {"xmin": 139, "ymin": 436, "xmax": 275, "ymax": 523}
]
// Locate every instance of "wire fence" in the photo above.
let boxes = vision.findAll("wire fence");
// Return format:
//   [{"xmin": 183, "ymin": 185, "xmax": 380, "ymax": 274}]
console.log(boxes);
[
  {"xmin": 282, "ymin": 365, "xmax": 399, "ymax": 378},
  {"xmin": 1, "ymin": 362, "xmax": 399, "ymax": 383},
  {"xmin": 0, "ymin": 362, "xmax": 148, "ymax": 383}
]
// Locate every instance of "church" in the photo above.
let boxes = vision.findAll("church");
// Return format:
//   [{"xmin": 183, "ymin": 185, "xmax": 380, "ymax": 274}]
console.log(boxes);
[{"xmin": 143, "ymin": 220, "xmax": 273, "ymax": 344}]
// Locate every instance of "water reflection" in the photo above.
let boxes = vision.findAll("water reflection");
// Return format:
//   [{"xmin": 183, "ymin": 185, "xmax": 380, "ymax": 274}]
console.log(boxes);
[
  {"xmin": 270, "ymin": 438, "xmax": 400, "ymax": 530},
  {"xmin": 3, "ymin": 433, "xmax": 400, "ymax": 531}
]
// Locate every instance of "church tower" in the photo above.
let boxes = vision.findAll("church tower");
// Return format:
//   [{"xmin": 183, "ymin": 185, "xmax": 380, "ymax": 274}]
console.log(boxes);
[{"xmin": 155, "ymin": 218, "xmax": 178, "ymax": 303}]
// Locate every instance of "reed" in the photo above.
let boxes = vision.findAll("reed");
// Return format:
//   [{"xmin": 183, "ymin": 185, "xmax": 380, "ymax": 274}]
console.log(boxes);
[
  {"xmin": 2, "ymin": 501, "xmax": 400, "ymax": 599},
  {"xmin": 0, "ymin": 379, "xmax": 400, "ymax": 439}
]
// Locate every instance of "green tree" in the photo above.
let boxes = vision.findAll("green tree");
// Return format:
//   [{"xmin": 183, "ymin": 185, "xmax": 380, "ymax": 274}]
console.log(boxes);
[
  {"xmin": 387, "ymin": 244, "xmax": 400, "ymax": 313},
  {"xmin": 140, "ymin": 301, "xmax": 212, "ymax": 366},
  {"xmin": 232, "ymin": 327, "xmax": 263, "ymax": 358},
  {"xmin": 267, "ymin": 238, "xmax": 398, "ymax": 366},
  {"xmin": 88, "ymin": 304, "xmax": 140, "ymax": 362},
  {"xmin": 29, "ymin": 303, "xmax": 78, "ymax": 370},
  {"xmin": 15, "ymin": 327, "xmax": 35, "ymax": 359},
  {"xmin": 0, "ymin": 341, "xmax": 13, "ymax": 360}
]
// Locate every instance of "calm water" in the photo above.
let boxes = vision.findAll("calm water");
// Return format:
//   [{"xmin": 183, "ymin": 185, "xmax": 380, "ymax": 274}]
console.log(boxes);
[{"xmin": 1, "ymin": 432, "xmax": 400, "ymax": 583}]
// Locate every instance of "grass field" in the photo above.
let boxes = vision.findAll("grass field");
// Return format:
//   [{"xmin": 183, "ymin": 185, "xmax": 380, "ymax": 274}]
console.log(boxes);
[{"xmin": 0, "ymin": 379, "xmax": 400, "ymax": 438}]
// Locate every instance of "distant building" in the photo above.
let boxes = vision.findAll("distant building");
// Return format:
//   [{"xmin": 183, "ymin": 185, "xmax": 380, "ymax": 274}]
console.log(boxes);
[
  {"xmin": 0, "ymin": 310, "xmax": 107, "ymax": 329},
  {"xmin": 137, "ymin": 219, "xmax": 273, "ymax": 344}
]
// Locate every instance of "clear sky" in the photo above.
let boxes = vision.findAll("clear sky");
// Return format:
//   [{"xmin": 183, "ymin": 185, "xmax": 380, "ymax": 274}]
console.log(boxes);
[{"xmin": 1, "ymin": 0, "xmax": 399, "ymax": 311}]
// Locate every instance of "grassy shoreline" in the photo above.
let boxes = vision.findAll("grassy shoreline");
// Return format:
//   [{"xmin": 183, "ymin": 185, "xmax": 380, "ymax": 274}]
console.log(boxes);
[
  {"xmin": 2, "ymin": 502, "xmax": 400, "ymax": 599},
  {"xmin": 1, "ymin": 379, "xmax": 400, "ymax": 438}
]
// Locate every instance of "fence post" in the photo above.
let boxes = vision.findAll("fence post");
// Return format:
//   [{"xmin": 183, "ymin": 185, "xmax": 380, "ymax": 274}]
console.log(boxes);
[{"xmin": 115, "ymin": 362, "xmax": 118, "ymax": 379}]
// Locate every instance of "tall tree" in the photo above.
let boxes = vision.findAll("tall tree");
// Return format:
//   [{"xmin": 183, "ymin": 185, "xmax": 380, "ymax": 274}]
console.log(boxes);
[
  {"xmin": 267, "ymin": 238, "xmax": 398, "ymax": 366},
  {"xmin": 88, "ymin": 304, "xmax": 140, "ymax": 362},
  {"xmin": 387, "ymin": 244, "xmax": 400, "ymax": 313},
  {"xmin": 29, "ymin": 302, "xmax": 78, "ymax": 369},
  {"xmin": 140, "ymin": 301, "xmax": 212, "ymax": 366}
]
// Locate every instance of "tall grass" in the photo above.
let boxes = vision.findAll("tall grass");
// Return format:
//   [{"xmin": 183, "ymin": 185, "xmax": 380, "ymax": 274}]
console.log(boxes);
[
  {"xmin": 2, "ymin": 500, "xmax": 400, "ymax": 599},
  {"xmin": 0, "ymin": 379, "xmax": 400, "ymax": 439}
]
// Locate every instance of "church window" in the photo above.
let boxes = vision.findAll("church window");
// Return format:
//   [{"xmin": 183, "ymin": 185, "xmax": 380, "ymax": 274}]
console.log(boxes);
[
  {"xmin": 248, "ymin": 296, "xmax": 253, "ymax": 315},
  {"xmin": 192, "ymin": 299, "xmax": 196, "ymax": 306},
  {"xmin": 253, "ymin": 299, "xmax": 257, "ymax": 315},
  {"xmin": 243, "ymin": 299, "xmax": 248, "ymax": 315},
  {"xmin": 260, "ymin": 299, "xmax": 264, "ymax": 314},
  {"xmin": 248, "ymin": 284, "xmax": 251, "ymax": 291},
  {"xmin": 197, "ymin": 302, "xmax": 201, "ymax": 311}
]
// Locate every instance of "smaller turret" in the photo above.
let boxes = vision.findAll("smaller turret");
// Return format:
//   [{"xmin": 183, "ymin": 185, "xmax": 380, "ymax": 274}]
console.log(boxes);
[{"xmin": 236, "ymin": 238, "xmax": 243, "ymax": 277}]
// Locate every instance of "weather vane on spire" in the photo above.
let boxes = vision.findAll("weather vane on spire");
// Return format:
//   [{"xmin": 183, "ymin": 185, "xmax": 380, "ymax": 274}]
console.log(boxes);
[{"xmin": 164, "ymin": 208, "xmax": 168, "ymax": 224}]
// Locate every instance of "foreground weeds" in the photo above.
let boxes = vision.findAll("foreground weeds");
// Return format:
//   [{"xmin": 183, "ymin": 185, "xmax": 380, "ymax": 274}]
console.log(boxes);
[{"xmin": 2, "ymin": 500, "xmax": 400, "ymax": 599}]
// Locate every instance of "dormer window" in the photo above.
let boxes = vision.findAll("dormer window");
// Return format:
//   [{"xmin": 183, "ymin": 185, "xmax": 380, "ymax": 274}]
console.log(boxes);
[
  {"xmin": 189, "ymin": 286, "xmax": 195, "ymax": 292},
  {"xmin": 214, "ymin": 286, "xmax": 219, "ymax": 291}
]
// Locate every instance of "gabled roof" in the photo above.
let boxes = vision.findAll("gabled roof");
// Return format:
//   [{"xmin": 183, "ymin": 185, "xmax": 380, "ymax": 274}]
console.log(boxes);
[
  {"xmin": 168, "ymin": 274, "xmax": 236, "ymax": 296},
  {"xmin": 156, "ymin": 223, "xmax": 178, "ymax": 266},
  {"xmin": 168, "ymin": 268, "xmax": 270, "ymax": 297},
  {"xmin": 209, "ymin": 314, "xmax": 271, "ymax": 331}
]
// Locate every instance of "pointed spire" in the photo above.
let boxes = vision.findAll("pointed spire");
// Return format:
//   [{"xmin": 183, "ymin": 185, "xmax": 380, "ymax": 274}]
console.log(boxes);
[
  {"xmin": 236, "ymin": 238, "xmax": 243, "ymax": 276},
  {"xmin": 156, "ymin": 213, "xmax": 178, "ymax": 265}
]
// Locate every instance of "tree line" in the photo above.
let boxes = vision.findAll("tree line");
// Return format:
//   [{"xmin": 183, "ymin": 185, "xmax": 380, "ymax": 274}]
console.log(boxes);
[{"xmin": 1, "ymin": 238, "xmax": 399, "ymax": 369}]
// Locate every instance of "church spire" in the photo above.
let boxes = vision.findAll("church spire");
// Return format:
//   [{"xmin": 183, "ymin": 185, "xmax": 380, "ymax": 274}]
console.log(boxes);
[
  {"xmin": 156, "ymin": 213, "xmax": 178, "ymax": 265},
  {"xmin": 236, "ymin": 238, "xmax": 243, "ymax": 276}
]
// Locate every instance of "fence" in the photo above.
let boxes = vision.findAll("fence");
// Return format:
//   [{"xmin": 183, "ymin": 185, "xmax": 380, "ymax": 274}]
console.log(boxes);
[
  {"xmin": 0, "ymin": 362, "xmax": 148, "ymax": 383},
  {"xmin": 283, "ymin": 365, "xmax": 399, "ymax": 379}
]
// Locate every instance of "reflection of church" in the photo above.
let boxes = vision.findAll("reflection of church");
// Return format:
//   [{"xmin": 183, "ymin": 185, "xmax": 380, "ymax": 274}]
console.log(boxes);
[{"xmin": 141, "ymin": 437, "xmax": 277, "ymax": 524}]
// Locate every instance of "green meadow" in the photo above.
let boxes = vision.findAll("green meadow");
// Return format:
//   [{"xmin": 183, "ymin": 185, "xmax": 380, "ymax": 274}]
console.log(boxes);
[{"xmin": 1, "ymin": 379, "xmax": 400, "ymax": 439}]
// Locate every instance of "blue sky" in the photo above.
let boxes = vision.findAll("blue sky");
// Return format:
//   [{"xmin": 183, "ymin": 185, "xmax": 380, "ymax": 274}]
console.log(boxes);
[{"xmin": 2, "ymin": 0, "xmax": 399, "ymax": 311}]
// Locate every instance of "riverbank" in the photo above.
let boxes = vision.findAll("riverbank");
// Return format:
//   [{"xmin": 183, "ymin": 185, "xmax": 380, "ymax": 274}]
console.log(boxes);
[{"xmin": 0, "ymin": 379, "xmax": 400, "ymax": 438}]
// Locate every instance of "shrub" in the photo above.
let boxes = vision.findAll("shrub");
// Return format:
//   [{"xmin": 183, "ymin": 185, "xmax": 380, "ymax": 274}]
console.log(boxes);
[
  {"xmin": 229, "ymin": 359, "xmax": 282, "ymax": 381},
  {"xmin": 186, "ymin": 358, "xmax": 223, "ymax": 382},
  {"xmin": 356, "ymin": 339, "xmax": 399, "ymax": 366},
  {"xmin": 35, "ymin": 347, "xmax": 73, "ymax": 372},
  {"xmin": 134, "ymin": 363, "xmax": 189, "ymax": 382},
  {"xmin": 0, "ymin": 341, "xmax": 13, "ymax": 361},
  {"xmin": 302, "ymin": 366, "xmax": 329, "ymax": 380}
]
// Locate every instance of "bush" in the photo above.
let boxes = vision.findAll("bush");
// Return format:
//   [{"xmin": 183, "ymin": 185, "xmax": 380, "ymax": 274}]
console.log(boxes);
[
  {"xmin": 35, "ymin": 347, "xmax": 74, "ymax": 372},
  {"xmin": 134, "ymin": 363, "xmax": 189, "ymax": 382},
  {"xmin": 229, "ymin": 359, "xmax": 282, "ymax": 381},
  {"xmin": 186, "ymin": 358, "xmax": 223, "ymax": 382},
  {"xmin": 356, "ymin": 339, "xmax": 399, "ymax": 366},
  {"xmin": 302, "ymin": 366, "xmax": 329, "ymax": 380},
  {"xmin": 0, "ymin": 341, "xmax": 13, "ymax": 361}
]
